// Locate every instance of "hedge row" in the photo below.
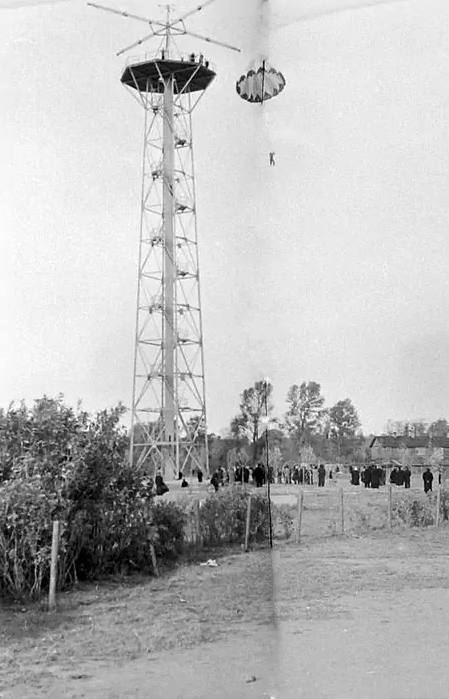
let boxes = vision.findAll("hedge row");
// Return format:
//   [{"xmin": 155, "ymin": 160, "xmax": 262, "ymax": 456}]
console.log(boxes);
[{"xmin": 0, "ymin": 480, "xmax": 288, "ymax": 602}]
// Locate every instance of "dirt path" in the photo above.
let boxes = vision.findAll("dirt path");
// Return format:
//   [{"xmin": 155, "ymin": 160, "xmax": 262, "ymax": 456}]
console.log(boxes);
[
  {"xmin": 3, "ymin": 529, "xmax": 449, "ymax": 698},
  {"xmin": 273, "ymin": 530, "xmax": 449, "ymax": 698},
  {"xmin": 3, "ymin": 630, "xmax": 278, "ymax": 699},
  {"xmin": 0, "ymin": 550, "xmax": 277, "ymax": 699}
]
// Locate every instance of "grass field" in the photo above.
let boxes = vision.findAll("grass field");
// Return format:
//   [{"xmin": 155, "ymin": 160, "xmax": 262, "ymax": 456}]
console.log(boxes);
[
  {"xmin": 1, "ymin": 484, "xmax": 449, "ymax": 698},
  {"xmin": 169, "ymin": 477, "xmax": 444, "ymax": 540},
  {"xmin": 0, "ymin": 546, "xmax": 277, "ymax": 699},
  {"xmin": 275, "ymin": 528, "xmax": 449, "ymax": 698}
]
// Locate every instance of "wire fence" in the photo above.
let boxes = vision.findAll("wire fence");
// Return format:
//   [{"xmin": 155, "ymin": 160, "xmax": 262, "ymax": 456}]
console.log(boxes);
[{"xmin": 271, "ymin": 484, "xmax": 449, "ymax": 540}]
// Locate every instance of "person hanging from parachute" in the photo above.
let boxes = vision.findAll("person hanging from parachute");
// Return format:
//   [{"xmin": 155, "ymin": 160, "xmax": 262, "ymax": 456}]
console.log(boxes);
[{"xmin": 236, "ymin": 58, "xmax": 286, "ymax": 165}]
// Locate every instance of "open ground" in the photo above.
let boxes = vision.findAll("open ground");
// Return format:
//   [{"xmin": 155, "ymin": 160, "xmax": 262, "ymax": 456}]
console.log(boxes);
[{"xmin": 2, "ymin": 481, "xmax": 449, "ymax": 699}]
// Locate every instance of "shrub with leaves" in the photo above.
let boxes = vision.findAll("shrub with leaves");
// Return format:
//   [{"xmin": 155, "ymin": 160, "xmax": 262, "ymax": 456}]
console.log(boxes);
[
  {"xmin": 151, "ymin": 500, "xmax": 187, "ymax": 560},
  {"xmin": 0, "ymin": 396, "xmax": 192, "ymax": 599},
  {"xmin": 0, "ymin": 477, "xmax": 58, "ymax": 599},
  {"xmin": 392, "ymin": 493, "xmax": 436, "ymax": 528},
  {"xmin": 194, "ymin": 486, "xmax": 269, "ymax": 546},
  {"xmin": 180, "ymin": 485, "xmax": 290, "ymax": 547}
]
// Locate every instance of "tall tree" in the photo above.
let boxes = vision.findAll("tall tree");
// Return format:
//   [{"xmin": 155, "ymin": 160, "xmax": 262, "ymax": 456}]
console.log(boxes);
[
  {"xmin": 329, "ymin": 398, "xmax": 360, "ymax": 440},
  {"xmin": 329, "ymin": 398, "xmax": 360, "ymax": 458},
  {"xmin": 285, "ymin": 381, "xmax": 325, "ymax": 446},
  {"xmin": 299, "ymin": 444, "xmax": 317, "ymax": 465},
  {"xmin": 429, "ymin": 419, "xmax": 449, "ymax": 438},
  {"xmin": 231, "ymin": 380, "xmax": 273, "ymax": 462},
  {"xmin": 404, "ymin": 420, "xmax": 428, "ymax": 438}
]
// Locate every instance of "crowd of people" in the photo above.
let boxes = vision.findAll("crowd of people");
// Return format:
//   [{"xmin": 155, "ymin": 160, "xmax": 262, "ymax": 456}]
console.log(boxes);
[{"xmin": 152, "ymin": 462, "xmax": 442, "ymax": 496}]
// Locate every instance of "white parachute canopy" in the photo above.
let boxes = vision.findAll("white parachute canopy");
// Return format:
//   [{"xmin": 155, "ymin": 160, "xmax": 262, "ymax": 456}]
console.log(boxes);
[{"xmin": 236, "ymin": 58, "xmax": 286, "ymax": 104}]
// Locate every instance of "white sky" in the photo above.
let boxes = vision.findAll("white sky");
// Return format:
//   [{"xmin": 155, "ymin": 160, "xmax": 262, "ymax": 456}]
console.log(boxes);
[{"xmin": 1, "ymin": 0, "xmax": 449, "ymax": 435}]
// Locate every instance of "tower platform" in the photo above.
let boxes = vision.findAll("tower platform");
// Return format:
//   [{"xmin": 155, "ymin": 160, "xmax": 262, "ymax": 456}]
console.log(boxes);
[{"xmin": 121, "ymin": 58, "xmax": 216, "ymax": 93}]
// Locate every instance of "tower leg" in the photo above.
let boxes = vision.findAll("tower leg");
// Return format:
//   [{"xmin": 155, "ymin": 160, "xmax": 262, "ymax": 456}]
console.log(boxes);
[{"xmin": 162, "ymin": 76, "xmax": 177, "ymax": 478}]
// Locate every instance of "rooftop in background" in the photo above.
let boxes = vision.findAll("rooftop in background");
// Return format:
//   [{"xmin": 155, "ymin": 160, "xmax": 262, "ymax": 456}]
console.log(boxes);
[
  {"xmin": 121, "ymin": 51, "xmax": 217, "ymax": 93},
  {"xmin": 370, "ymin": 436, "xmax": 449, "ymax": 449}
]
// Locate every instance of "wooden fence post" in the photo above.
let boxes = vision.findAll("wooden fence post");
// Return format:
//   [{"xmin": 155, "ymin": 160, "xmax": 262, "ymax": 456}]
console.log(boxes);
[
  {"xmin": 195, "ymin": 498, "xmax": 201, "ymax": 548},
  {"xmin": 388, "ymin": 484, "xmax": 392, "ymax": 531},
  {"xmin": 150, "ymin": 542, "xmax": 159, "ymax": 577},
  {"xmin": 48, "ymin": 520, "xmax": 60, "ymax": 611},
  {"xmin": 244, "ymin": 494, "xmax": 252, "ymax": 552},
  {"xmin": 436, "ymin": 486, "xmax": 441, "ymax": 528},
  {"xmin": 295, "ymin": 490, "xmax": 304, "ymax": 544},
  {"xmin": 340, "ymin": 488, "xmax": 345, "ymax": 535}
]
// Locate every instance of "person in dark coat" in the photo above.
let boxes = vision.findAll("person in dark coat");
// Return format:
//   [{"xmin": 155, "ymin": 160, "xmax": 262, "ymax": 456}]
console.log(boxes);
[
  {"xmin": 370, "ymin": 464, "xmax": 381, "ymax": 489},
  {"xmin": 395, "ymin": 466, "xmax": 405, "ymax": 487},
  {"xmin": 363, "ymin": 465, "xmax": 372, "ymax": 488},
  {"xmin": 318, "ymin": 464, "xmax": 326, "ymax": 487},
  {"xmin": 242, "ymin": 466, "xmax": 250, "ymax": 483},
  {"xmin": 155, "ymin": 470, "xmax": 169, "ymax": 496},
  {"xmin": 390, "ymin": 467, "xmax": 397, "ymax": 485},
  {"xmin": 351, "ymin": 467, "xmax": 360, "ymax": 486},
  {"xmin": 196, "ymin": 467, "xmax": 203, "ymax": 484},
  {"xmin": 403, "ymin": 466, "xmax": 411, "ymax": 489},
  {"xmin": 254, "ymin": 463, "xmax": 265, "ymax": 488},
  {"xmin": 210, "ymin": 471, "xmax": 220, "ymax": 492},
  {"xmin": 423, "ymin": 468, "xmax": 433, "ymax": 493}
]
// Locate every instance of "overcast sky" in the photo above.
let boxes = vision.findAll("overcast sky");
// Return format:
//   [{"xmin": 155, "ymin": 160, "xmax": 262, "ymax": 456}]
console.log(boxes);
[{"xmin": 1, "ymin": 0, "xmax": 449, "ymax": 435}]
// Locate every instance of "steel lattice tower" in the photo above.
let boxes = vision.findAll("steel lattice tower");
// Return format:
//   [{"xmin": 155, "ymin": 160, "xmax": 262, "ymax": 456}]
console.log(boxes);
[{"xmin": 89, "ymin": 1, "xmax": 240, "ymax": 478}]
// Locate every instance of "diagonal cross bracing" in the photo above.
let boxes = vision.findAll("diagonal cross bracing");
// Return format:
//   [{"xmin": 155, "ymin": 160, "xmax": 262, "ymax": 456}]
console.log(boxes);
[{"xmin": 128, "ymin": 55, "xmax": 213, "ymax": 478}]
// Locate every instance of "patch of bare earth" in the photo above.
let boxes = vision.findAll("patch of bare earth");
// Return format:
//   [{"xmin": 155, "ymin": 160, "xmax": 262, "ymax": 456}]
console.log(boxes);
[
  {"xmin": 0, "ymin": 549, "xmax": 278, "ymax": 699},
  {"xmin": 273, "ymin": 527, "xmax": 449, "ymax": 699}
]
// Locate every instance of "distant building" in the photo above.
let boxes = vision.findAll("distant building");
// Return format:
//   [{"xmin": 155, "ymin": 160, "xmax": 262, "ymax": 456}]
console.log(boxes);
[{"xmin": 370, "ymin": 435, "xmax": 449, "ymax": 467}]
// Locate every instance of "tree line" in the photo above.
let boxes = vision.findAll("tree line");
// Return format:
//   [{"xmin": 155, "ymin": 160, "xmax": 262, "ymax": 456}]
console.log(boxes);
[
  {"xmin": 384, "ymin": 419, "xmax": 449, "ymax": 439},
  {"xmin": 207, "ymin": 380, "xmax": 365, "ymax": 473}
]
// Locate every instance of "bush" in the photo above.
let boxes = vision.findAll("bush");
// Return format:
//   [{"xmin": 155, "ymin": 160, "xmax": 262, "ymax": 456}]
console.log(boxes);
[
  {"xmin": 151, "ymin": 500, "xmax": 186, "ymax": 560},
  {"xmin": 392, "ymin": 493, "xmax": 436, "ymax": 528},
  {"xmin": 193, "ymin": 486, "xmax": 269, "ymax": 547},
  {"xmin": 0, "ymin": 397, "xmax": 192, "ymax": 600},
  {"xmin": 179, "ymin": 485, "xmax": 290, "ymax": 548},
  {"xmin": 0, "ymin": 477, "xmax": 57, "ymax": 600}
]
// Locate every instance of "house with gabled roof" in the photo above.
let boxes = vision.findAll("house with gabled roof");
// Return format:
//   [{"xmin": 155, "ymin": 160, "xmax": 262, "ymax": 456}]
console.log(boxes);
[{"xmin": 369, "ymin": 435, "xmax": 449, "ymax": 466}]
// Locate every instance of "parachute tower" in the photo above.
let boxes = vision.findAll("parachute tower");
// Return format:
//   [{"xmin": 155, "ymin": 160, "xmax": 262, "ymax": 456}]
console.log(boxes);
[{"xmin": 89, "ymin": 1, "xmax": 240, "ymax": 477}]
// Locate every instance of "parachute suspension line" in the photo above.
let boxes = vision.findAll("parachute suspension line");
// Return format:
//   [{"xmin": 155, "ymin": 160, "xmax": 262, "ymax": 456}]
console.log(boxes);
[{"xmin": 261, "ymin": 59, "xmax": 266, "ymax": 106}]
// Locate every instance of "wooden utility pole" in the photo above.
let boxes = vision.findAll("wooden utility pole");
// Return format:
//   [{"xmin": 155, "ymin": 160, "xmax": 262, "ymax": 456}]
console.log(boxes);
[
  {"xmin": 295, "ymin": 490, "xmax": 304, "ymax": 544},
  {"xmin": 48, "ymin": 520, "xmax": 60, "ymax": 611}
]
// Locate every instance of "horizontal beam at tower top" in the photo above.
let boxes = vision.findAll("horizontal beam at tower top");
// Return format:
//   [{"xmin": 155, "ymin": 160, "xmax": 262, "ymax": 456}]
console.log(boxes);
[{"xmin": 121, "ymin": 54, "xmax": 216, "ymax": 93}]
